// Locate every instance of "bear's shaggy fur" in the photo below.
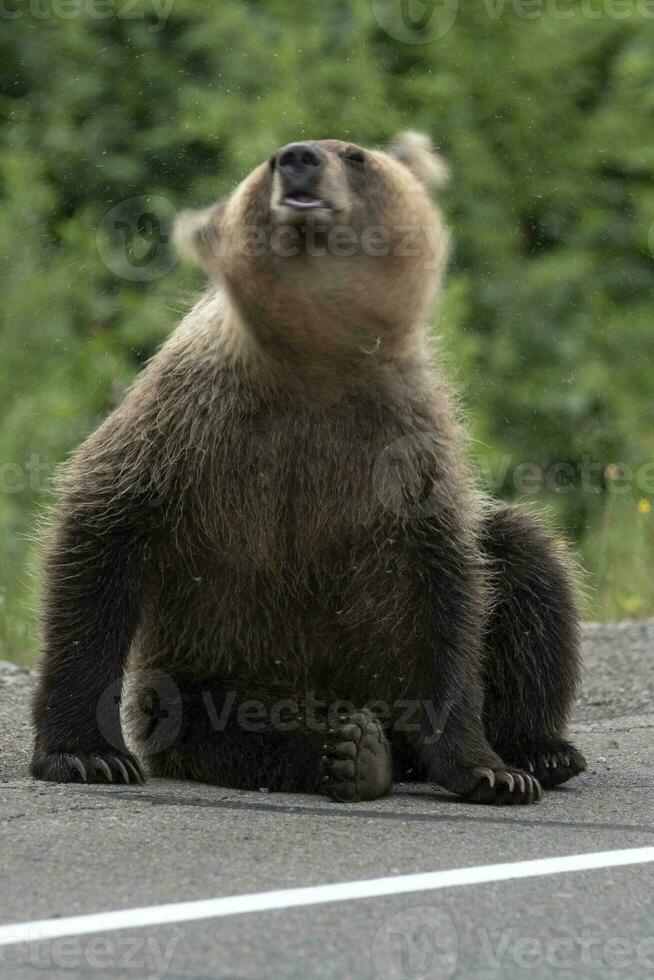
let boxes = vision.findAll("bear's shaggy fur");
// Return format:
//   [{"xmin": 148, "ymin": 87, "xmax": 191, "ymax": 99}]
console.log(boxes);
[{"xmin": 31, "ymin": 134, "xmax": 586, "ymax": 803}]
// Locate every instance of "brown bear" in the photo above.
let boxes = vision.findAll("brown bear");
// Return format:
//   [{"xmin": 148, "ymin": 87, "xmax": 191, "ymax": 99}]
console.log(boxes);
[{"xmin": 31, "ymin": 133, "xmax": 586, "ymax": 804}]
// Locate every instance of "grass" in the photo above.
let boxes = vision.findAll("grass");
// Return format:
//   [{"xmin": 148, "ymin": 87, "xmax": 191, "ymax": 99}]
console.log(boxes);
[{"xmin": 581, "ymin": 491, "xmax": 654, "ymax": 623}]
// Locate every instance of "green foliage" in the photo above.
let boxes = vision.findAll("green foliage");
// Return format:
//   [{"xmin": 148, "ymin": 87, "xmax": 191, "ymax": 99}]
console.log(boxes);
[{"xmin": 1, "ymin": 1, "xmax": 654, "ymax": 662}]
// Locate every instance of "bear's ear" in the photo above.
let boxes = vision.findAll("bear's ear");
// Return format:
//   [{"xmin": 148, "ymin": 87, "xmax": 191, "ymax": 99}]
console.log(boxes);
[
  {"xmin": 173, "ymin": 200, "xmax": 226, "ymax": 274},
  {"xmin": 388, "ymin": 132, "xmax": 450, "ymax": 190}
]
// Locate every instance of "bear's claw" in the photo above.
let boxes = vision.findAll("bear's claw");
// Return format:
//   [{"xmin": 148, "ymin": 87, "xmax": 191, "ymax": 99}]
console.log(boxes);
[
  {"xmin": 31, "ymin": 749, "xmax": 145, "ymax": 785},
  {"xmin": 464, "ymin": 765, "xmax": 543, "ymax": 805},
  {"xmin": 507, "ymin": 742, "xmax": 586, "ymax": 790}
]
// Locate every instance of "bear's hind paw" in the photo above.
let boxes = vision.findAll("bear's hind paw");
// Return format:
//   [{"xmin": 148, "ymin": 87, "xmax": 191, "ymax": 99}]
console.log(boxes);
[
  {"xmin": 507, "ymin": 741, "xmax": 586, "ymax": 790},
  {"xmin": 320, "ymin": 710, "xmax": 393, "ymax": 803}
]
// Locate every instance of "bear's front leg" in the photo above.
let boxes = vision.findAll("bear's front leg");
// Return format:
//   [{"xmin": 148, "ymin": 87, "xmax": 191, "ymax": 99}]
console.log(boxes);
[
  {"xmin": 375, "ymin": 511, "xmax": 543, "ymax": 805},
  {"xmin": 413, "ymin": 692, "xmax": 544, "ymax": 805},
  {"xmin": 31, "ymin": 490, "xmax": 147, "ymax": 786}
]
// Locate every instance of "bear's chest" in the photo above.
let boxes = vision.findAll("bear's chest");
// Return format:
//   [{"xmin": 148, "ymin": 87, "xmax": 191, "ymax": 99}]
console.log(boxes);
[{"xmin": 166, "ymin": 404, "xmax": 390, "ymax": 575}]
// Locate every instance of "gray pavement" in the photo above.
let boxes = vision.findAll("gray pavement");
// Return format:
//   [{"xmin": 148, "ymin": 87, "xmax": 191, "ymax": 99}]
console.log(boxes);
[{"xmin": 0, "ymin": 620, "xmax": 653, "ymax": 979}]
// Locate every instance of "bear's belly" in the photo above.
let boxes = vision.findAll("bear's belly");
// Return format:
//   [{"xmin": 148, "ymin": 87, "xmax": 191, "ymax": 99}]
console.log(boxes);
[{"xmin": 133, "ymin": 531, "xmax": 415, "ymax": 706}]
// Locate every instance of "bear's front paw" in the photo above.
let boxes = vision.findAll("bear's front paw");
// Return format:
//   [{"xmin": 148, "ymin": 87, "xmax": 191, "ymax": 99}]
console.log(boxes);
[
  {"xmin": 320, "ymin": 709, "xmax": 393, "ymax": 803},
  {"xmin": 31, "ymin": 747, "xmax": 145, "ymax": 785},
  {"xmin": 463, "ymin": 766, "xmax": 543, "ymax": 805}
]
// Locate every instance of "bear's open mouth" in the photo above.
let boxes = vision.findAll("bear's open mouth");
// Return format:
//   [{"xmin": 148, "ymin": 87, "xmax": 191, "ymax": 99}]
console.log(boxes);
[{"xmin": 282, "ymin": 191, "xmax": 330, "ymax": 211}]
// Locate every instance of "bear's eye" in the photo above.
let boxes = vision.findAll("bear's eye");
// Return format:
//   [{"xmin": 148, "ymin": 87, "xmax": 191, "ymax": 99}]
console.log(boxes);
[{"xmin": 343, "ymin": 150, "xmax": 366, "ymax": 165}]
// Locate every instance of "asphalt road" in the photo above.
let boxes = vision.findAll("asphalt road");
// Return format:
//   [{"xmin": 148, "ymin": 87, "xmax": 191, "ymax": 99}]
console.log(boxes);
[{"xmin": 1, "ymin": 620, "xmax": 653, "ymax": 980}]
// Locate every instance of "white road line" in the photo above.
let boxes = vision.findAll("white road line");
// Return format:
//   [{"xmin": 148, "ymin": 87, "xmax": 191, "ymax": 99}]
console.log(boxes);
[{"xmin": 1, "ymin": 847, "xmax": 653, "ymax": 947}]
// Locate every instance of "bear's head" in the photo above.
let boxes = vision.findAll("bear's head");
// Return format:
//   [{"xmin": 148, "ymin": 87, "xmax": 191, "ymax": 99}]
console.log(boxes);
[{"xmin": 175, "ymin": 133, "xmax": 450, "ymax": 361}]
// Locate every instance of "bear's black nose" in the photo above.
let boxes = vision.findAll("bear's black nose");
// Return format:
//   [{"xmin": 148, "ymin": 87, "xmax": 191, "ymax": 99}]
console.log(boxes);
[{"xmin": 277, "ymin": 143, "xmax": 325, "ymax": 179}]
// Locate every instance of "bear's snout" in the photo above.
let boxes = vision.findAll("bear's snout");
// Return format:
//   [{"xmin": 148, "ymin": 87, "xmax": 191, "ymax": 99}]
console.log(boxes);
[
  {"xmin": 274, "ymin": 142, "xmax": 330, "ymax": 213},
  {"xmin": 277, "ymin": 142, "xmax": 325, "ymax": 180}
]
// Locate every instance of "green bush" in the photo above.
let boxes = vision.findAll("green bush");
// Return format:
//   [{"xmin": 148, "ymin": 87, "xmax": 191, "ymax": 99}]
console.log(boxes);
[{"xmin": 2, "ymin": 1, "xmax": 654, "ymax": 662}]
